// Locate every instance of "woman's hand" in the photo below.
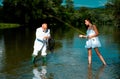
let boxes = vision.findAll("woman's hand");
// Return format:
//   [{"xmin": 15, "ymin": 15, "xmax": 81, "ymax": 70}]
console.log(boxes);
[
  {"xmin": 79, "ymin": 34, "xmax": 88, "ymax": 38},
  {"xmin": 79, "ymin": 34, "xmax": 83, "ymax": 38},
  {"xmin": 87, "ymin": 35, "xmax": 94, "ymax": 39}
]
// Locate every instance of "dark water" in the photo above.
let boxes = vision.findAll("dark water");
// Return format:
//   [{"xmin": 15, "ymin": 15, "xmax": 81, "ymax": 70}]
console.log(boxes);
[{"xmin": 0, "ymin": 26, "xmax": 120, "ymax": 79}]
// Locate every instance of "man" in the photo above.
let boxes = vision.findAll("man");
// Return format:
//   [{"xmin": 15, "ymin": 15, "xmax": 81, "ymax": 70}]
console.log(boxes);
[{"xmin": 32, "ymin": 23, "xmax": 50, "ymax": 63}]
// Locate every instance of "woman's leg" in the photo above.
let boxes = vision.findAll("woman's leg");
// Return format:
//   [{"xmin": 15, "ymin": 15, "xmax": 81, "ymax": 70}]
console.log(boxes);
[
  {"xmin": 94, "ymin": 47, "xmax": 106, "ymax": 65},
  {"xmin": 88, "ymin": 48, "xmax": 92, "ymax": 65}
]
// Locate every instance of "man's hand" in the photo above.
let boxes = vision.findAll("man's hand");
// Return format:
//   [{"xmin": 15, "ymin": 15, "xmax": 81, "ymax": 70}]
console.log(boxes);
[{"xmin": 44, "ymin": 36, "xmax": 49, "ymax": 39}]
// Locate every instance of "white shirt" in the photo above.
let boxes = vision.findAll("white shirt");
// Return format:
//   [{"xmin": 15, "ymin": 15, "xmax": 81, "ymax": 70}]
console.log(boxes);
[
  {"xmin": 33, "ymin": 27, "xmax": 50, "ymax": 50},
  {"xmin": 36, "ymin": 27, "xmax": 50, "ymax": 41}
]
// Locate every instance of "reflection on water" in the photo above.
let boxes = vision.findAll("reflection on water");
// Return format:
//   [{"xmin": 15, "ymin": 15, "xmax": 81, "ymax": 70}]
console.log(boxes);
[
  {"xmin": 33, "ymin": 64, "xmax": 47, "ymax": 79},
  {"xmin": 88, "ymin": 65, "xmax": 106, "ymax": 79},
  {"xmin": 0, "ymin": 35, "xmax": 5, "ymax": 72},
  {"xmin": 33, "ymin": 61, "xmax": 54, "ymax": 79},
  {"xmin": 95, "ymin": 65, "xmax": 106, "ymax": 79}
]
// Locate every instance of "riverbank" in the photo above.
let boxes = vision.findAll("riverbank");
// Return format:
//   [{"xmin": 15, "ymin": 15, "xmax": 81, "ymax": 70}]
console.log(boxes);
[{"xmin": 0, "ymin": 23, "xmax": 20, "ymax": 29}]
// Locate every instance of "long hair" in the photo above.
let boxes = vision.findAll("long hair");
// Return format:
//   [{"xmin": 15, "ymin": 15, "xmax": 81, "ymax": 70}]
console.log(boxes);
[
  {"xmin": 85, "ymin": 18, "xmax": 93, "ymax": 29},
  {"xmin": 86, "ymin": 18, "xmax": 93, "ymax": 24}
]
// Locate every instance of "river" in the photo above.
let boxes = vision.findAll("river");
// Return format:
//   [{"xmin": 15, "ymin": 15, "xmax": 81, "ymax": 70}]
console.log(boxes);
[{"xmin": 0, "ymin": 25, "xmax": 120, "ymax": 79}]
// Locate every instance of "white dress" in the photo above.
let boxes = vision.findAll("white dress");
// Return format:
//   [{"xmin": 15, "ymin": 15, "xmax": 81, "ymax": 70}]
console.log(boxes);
[{"xmin": 85, "ymin": 29, "xmax": 101, "ymax": 48}]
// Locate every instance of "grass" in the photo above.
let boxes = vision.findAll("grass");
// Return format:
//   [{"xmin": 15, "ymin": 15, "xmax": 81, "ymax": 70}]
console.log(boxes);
[{"xmin": 0, "ymin": 23, "xmax": 20, "ymax": 29}]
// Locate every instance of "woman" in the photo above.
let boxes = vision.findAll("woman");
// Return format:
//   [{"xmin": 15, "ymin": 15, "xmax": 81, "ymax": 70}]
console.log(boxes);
[{"xmin": 79, "ymin": 19, "xmax": 106, "ymax": 65}]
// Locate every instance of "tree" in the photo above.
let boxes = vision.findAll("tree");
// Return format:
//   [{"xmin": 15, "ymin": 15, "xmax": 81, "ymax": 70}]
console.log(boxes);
[
  {"xmin": 2, "ymin": 0, "xmax": 63, "ymax": 27},
  {"xmin": 107, "ymin": 0, "xmax": 120, "ymax": 27},
  {"xmin": 65, "ymin": 0, "xmax": 74, "ymax": 12}
]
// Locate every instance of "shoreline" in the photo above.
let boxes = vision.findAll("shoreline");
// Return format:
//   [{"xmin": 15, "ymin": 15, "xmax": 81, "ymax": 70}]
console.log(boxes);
[{"xmin": 0, "ymin": 23, "xmax": 20, "ymax": 29}]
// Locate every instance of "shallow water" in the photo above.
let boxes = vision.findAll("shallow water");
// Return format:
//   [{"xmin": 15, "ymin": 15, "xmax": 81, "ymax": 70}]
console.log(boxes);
[{"xmin": 0, "ymin": 26, "xmax": 120, "ymax": 79}]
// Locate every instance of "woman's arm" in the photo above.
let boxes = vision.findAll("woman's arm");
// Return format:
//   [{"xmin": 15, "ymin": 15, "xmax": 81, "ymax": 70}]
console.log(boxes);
[{"xmin": 93, "ymin": 25, "xmax": 99, "ymax": 36}]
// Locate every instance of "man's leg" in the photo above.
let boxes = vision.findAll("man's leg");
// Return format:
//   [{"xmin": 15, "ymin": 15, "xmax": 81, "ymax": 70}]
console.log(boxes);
[
  {"xmin": 32, "ymin": 49, "xmax": 39, "ymax": 64},
  {"xmin": 41, "ymin": 45, "xmax": 47, "ymax": 62}
]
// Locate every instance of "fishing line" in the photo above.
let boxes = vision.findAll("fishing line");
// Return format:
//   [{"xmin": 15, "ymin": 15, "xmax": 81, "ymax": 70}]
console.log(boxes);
[
  {"xmin": 46, "ymin": 14, "xmax": 86, "ymax": 52},
  {"xmin": 48, "ymin": 14, "xmax": 86, "ymax": 35}
]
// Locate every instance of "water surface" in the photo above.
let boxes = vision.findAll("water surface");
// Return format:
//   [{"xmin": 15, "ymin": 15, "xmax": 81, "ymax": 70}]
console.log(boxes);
[{"xmin": 0, "ymin": 26, "xmax": 120, "ymax": 79}]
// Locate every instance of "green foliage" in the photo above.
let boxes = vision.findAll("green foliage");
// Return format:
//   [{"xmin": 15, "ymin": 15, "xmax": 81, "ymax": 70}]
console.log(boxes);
[
  {"xmin": 1, "ymin": 0, "xmax": 119, "ymax": 29},
  {"xmin": 0, "ymin": 23, "xmax": 20, "ymax": 29},
  {"xmin": 2, "ymin": 0, "xmax": 63, "ymax": 26},
  {"xmin": 107, "ymin": 0, "xmax": 120, "ymax": 27}
]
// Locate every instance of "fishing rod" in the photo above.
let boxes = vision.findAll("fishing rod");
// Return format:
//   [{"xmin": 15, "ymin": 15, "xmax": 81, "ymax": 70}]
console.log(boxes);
[
  {"xmin": 48, "ymin": 14, "xmax": 86, "ymax": 35},
  {"xmin": 46, "ymin": 14, "xmax": 86, "ymax": 53}
]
